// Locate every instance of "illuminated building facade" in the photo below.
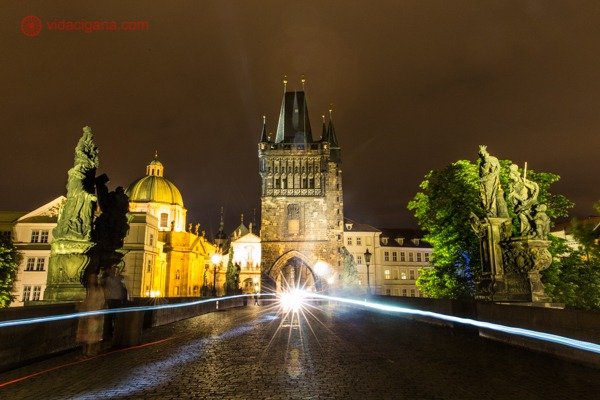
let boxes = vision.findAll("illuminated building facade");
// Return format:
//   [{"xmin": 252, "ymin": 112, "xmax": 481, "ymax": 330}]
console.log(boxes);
[
  {"xmin": 343, "ymin": 219, "xmax": 432, "ymax": 297},
  {"xmin": 258, "ymin": 86, "xmax": 344, "ymax": 291},
  {"xmin": 125, "ymin": 156, "xmax": 216, "ymax": 297}
]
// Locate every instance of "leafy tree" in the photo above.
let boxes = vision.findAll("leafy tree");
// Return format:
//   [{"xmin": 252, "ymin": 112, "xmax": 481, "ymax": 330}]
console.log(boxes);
[
  {"xmin": 224, "ymin": 247, "xmax": 239, "ymax": 295},
  {"xmin": 408, "ymin": 158, "xmax": 572, "ymax": 299},
  {"xmin": 543, "ymin": 202, "xmax": 600, "ymax": 310},
  {"xmin": 339, "ymin": 246, "xmax": 359, "ymax": 291},
  {"xmin": 0, "ymin": 235, "xmax": 21, "ymax": 307}
]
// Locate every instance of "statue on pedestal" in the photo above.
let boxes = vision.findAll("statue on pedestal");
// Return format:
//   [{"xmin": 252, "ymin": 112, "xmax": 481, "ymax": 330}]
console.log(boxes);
[{"xmin": 478, "ymin": 146, "xmax": 508, "ymax": 218}]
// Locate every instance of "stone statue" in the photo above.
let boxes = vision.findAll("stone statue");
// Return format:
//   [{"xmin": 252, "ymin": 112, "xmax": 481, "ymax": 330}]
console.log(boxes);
[
  {"xmin": 507, "ymin": 164, "xmax": 539, "ymax": 237},
  {"xmin": 53, "ymin": 127, "xmax": 99, "ymax": 242},
  {"xmin": 533, "ymin": 204, "xmax": 550, "ymax": 239},
  {"xmin": 478, "ymin": 146, "xmax": 508, "ymax": 218}
]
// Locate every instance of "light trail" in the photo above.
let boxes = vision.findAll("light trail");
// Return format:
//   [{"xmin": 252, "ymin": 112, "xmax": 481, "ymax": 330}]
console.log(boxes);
[
  {"xmin": 308, "ymin": 292, "xmax": 600, "ymax": 356},
  {"xmin": 0, "ymin": 294, "xmax": 276, "ymax": 329}
]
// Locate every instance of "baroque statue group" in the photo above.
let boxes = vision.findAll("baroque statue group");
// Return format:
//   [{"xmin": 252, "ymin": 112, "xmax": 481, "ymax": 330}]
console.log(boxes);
[{"xmin": 471, "ymin": 145, "xmax": 553, "ymax": 303}]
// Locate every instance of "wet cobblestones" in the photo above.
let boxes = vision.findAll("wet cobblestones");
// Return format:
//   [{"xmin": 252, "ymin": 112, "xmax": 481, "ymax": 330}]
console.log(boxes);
[{"xmin": 0, "ymin": 303, "xmax": 599, "ymax": 399}]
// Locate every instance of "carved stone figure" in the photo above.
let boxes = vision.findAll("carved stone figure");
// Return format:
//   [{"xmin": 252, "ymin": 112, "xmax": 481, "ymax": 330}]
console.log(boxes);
[
  {"xmin": 533, "ymin": 204, "xmax": 550, "ymax": 239},
  {"xmin": 53, "ymin": 127, "xmax": 99, "ymax": 242},
  {"xmin": 478, "ymin": 146, "xmax": 508, "ymax": 218},
  {"xmin": 507, "ymin": 164, "xmax": 539, "ymax": 237}
]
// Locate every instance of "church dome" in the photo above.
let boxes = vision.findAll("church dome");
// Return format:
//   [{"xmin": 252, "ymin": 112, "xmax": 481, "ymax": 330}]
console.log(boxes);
[{"xmin": 125, "ymin": 156, "xmax": 184, "ymax": 207}]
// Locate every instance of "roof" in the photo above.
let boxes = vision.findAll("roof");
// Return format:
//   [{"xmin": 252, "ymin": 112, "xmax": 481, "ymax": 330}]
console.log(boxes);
[
  {"xmin": 0, "ymin": 211, "xmax": 26, "ymax": 224},
  {"xmin": 344, "ymin": 218, "xmax": 380, "ymax": 233},
  {"xmin": 275, "ymin": 91, "xmax": 313, "ymax": 144},
  {"xmin": 379, "ymin": 228, "xmax": 431, "ymax": 248},
  {"xmin": 126, "ymin": 158, "xmax": 184, "ymax": 206},
  {"xmin": 126, "ymin": 175, "xmax": 184, "ymax": 207}
]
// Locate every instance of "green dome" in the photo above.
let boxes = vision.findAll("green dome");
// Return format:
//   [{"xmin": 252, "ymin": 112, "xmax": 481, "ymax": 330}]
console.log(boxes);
[
  {"xmin": 126, "ymin": 156, "xmax": 183, "ymax": 206},
  {"xmin": 126, "ymin": 175, "xmax": 184, "ymax": 206}
]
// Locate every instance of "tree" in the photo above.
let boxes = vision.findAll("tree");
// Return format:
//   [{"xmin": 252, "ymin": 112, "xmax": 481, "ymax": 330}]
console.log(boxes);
[
  {"xmin": 339, "ymin": 247, "xmax": 359, "ymax": 292},
  {"xmin": 0, "ymin": 235, "xmax": 21, "ymax": 307},
  {"xmin": 543, "ymin": 202, "xmax": 600, "ymax": 310},
  {"xmin": 224, "ymin": 247, "xmax": 239, "ymax": 295},
  {"xmin": 408, "ymin": 158, "xmax": 572, "ymax": 299}
]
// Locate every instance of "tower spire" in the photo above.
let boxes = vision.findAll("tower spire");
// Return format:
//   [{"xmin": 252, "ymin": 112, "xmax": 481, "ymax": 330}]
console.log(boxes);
[
  {"xmin": 283, "ymin": 75, "xmax": 288, "ymax": 92},
  {"xmin": 301, "ymin": 74, "xmax": 306, "ymax": 91},
  {"xmin": 260, "ymin": 115, "xmax": 269, "ymax": 142}
]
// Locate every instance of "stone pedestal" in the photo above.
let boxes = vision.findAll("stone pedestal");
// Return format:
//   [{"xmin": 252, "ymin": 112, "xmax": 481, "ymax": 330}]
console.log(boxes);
[
  {"xmin": 43, "ymin": 239, "xmax": 94, "ymax": 302},
  {"xmin": 475, "ymin": 217, "xmax": 510, "ymax": 301},
  {"xmin": 501, "ymin": 238, "xmax": 552, "ymax": 303}
]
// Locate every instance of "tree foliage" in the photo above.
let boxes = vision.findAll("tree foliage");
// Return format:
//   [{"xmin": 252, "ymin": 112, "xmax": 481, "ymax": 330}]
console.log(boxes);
[
  {"xmin": 224, "ymin": 247, "xmax": 240, "ymax": 295},
  {"xmin": 543, "ymin": 202, "xmax": 600, "ymax": 310},
  {"xmin": 0, "ymin": 235, "xmax": 20, "ymax": 308},
  {"xmin": 408, "ymin": 158, "xmax": 572, "ymax": 300}
]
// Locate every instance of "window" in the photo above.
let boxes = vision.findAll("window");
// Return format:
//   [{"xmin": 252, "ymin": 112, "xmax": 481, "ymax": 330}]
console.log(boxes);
[
  {"xmin": 416, "ymin": 253, "xmax": 422, "ymax": 262},
  {"xmin": 408, "ymin": 252, "xmax": 414, "ymax": 262},
  {"xmin": 401, "ymin": 271, "xmax": 407, "ymax": 280},
  {"xmin": 384, "ymin": 251, "xmax": 389, "ymax": 261},
  {"xmin": 392, "ymin": 252, "xmax": 397, "ymax": 262},
  {"xmin": 30, "ymin": 230, "xmax": 40, "ymax": 243},
  {"xmin": 400, "ymin": 252, "xmax": 406, "ymax": 262},
  {"xmin": 149, "ymin": 233, "xmax": 154, "ymax": 246},
  {"xmin": 409, "ymin": 270, "xmax": 415, "ymax": 280},
  {"xmin": 356, "ymin": 255, "xmax": 363, "ymax": 265},
  {"xmin": 425, "ymin": 252, "xmax": 430, "ymax": 262},
  {"xmin": 175, "ymin": 269, "xmax": 181, "ymax": 280},
  {"xmin": 35, "ymin": 258, "xmax": 45, "ymax": 271},
  {"xmin": 26, "ymin": 258, "xmax": 45, "ymax": 271},
  {"xmin": 410, "ymin": 289, "xmax": 416, "ymax": 297},
  {"xmin": 347, "ymin": 237, "xmax": 352, "ymax": 246},
  {"xmin": 40, "ymin": 230, "xmax": 49, "ymax": 243},
  {"xmin": 147, "ymin": 259, "xmax": 152, "ymax": 273},
  {"xmin": 384, "ymin": 270, "xmax": 391, "ymax": 280},
  {"xmin": 160, "ymin": 213, "xmax": 169, "ymax": 228},
  {"xmin": 386, "ymin": 289, "xmax": 391, "ymax": 295},
  {"xmin": 393, "ymin": 269, "xmax": 399, "ymax": 280},
  {"xmin": 356, "ymin": 237, "xmax": 362, "ymax": 246},
  {"xmin": 32, "ymin": 286, "xmax": 42, "ymax": 301},
  {"xmin": 381, "ymin": 237, "xmax": 388, "ymax": 245},
  {"xmin": 402, "ymin": 289, "xmax": 407, "ymax": 296},
  {"xmin": 22, "ymin": 286, "xmax": 32, "ymax": 301}
]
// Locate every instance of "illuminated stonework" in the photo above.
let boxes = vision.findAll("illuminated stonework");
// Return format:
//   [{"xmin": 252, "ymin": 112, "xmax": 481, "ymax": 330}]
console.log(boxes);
[{"xmin": 258, "ymin": 89, "xmax": 343, "ymax": 291}]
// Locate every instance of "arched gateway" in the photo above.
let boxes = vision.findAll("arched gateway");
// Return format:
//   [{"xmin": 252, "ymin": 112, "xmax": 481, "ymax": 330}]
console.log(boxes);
[
  {"xmin": 267, "ymin": 251, "xmax": 320, "ymax": 292},
  {"xmin": 258, "ymin": 84, "xmax": 344, "ymax": 293}
]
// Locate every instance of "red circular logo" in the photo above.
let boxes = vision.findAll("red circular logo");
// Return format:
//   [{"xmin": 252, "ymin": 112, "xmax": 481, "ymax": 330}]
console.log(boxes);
[{"xmin": 20, "ymin": 15, "xmax": 42, "ymax": 37}]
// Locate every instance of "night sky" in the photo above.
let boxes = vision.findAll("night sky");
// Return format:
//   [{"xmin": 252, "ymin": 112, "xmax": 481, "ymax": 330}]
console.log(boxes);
[{"xmin": 2, "ymin": 1, "xmax": 599, "ymax": 236}]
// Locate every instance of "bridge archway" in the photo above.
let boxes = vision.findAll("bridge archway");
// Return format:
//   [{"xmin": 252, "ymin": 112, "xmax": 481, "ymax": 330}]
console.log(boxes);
[{"xmin": 267, "ymin": 251, "xmax": 321, "ymax": 293}]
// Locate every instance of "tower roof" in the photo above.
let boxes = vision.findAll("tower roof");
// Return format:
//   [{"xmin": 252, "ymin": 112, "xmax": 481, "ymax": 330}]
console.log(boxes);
[{"xmin": 275, "ymin": 91, "xmax": 313, "ymax": 144}]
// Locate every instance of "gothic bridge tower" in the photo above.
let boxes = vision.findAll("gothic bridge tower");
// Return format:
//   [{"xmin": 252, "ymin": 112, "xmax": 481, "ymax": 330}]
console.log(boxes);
[{"xmin": 258, "ymin": 82, "xmax": 343, "ymax": 292}]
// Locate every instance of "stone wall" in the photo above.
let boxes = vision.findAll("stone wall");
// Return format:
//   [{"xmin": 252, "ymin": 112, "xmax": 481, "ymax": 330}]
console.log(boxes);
[{"xmin": 0, "ymin": 296, "xmax": 247, "ymax": 373}]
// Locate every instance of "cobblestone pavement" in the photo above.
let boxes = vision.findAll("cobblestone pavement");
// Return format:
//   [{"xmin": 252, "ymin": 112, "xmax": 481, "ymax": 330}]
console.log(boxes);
[{"xmin": 1, "ymin": 302, "xmax": 599, "ymax": 399}]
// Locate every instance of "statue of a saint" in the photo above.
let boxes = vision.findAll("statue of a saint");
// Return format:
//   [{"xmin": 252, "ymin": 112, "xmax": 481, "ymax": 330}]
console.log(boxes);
[
  {"xmin": 507, "ymin": 164, "xmax": 539, "ymax": 236},
  {"xmin": 533, "ymin": 204, "xmax": 550, "ymax": 239},
  {"xmin": 478, "ymin": 146, "xmax": 508, "ymax": 217},
  {"xmin": 53, "ymin": 127, "xmax": 99, "ymax": 242}
]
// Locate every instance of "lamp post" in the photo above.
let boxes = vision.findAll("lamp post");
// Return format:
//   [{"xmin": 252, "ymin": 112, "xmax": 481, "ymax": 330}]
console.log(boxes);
[
  {"xmin": 211, "ymin": 253, "xmax": 222, "ymax": 297},
  {"xmin": 364, "ymin": 248, "xmax": 372, "ymax": 296}
]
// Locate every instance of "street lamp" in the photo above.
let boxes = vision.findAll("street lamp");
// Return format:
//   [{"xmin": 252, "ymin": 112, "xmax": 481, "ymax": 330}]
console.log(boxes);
[
  {"xmin": 211, "ymin": 253, "xmax": 222, "ymax": 297},
  {"xmin": 364, "ymin": 248, "xmax": 372, "ymax": 296}
]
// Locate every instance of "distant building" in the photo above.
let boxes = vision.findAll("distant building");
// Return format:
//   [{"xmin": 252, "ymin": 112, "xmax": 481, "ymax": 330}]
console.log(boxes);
[
  {"xmin": 1, "ymin": 198, "xmax": 63, "ymax": 306},
  {"xmin": 125, "ymin": 156, "xmax": 216, "ymax": 298},
  {"xmin": 343, "ymin": 218, "xmax": 433, "ymax": 297},
  {"xmin": 259, "ymin": 86, "xmax": 344, "ymax": 291}
]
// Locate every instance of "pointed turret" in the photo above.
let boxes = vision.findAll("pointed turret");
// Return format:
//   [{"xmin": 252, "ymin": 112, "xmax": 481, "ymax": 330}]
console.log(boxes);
[
  {"xmin": 320, "ymin": 115, "xmax": 326, "ymax": 141},
  {"xmin": 325, "ymin": 108, "xmax": 341, "ymax": 163},
  {"xmin": 215, "ymin": 207, "xmax": 227, "ymax": 249},
  {"xmin": 260, "ymin": 115, "xmax": 269, "ymax": 142}
]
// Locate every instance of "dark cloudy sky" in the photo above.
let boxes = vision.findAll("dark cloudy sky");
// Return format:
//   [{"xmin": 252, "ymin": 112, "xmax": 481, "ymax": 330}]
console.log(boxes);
[{"xmin": 1, "ymin": 1, "xmax": 599, "ymax": 234}]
